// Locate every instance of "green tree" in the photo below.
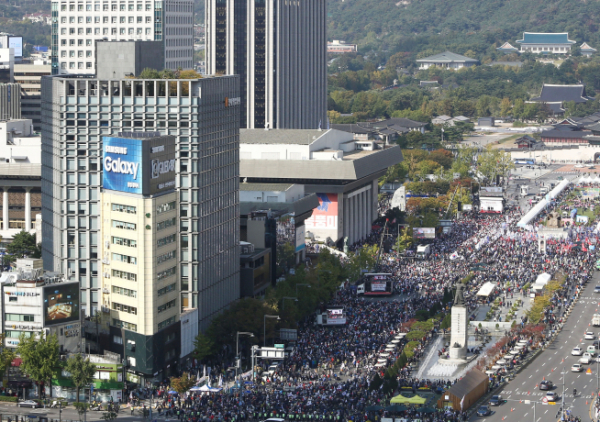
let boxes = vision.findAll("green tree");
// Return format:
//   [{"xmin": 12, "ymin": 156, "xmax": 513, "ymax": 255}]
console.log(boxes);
[
  {"xmin": 101, "ymin": 411, "xmax": 118, "ymax": 421},
  {"xmin": 499, "ymin": 97, "xmax": 512, "ymax": 117},
  {"xmin": 513, "ymin": 99, "xmax": 524, "ymax": 119},
  {"xmin": 395, "ymin": 228, "xmax": 413, "ymax": 253},
  {"xmin": 7, "ymin": 231, "xmax": 41, "ymax": 258},
  {"xmin": 65, "ymin": 353, "xmax": 97, "ymax": 402},
  {"xmin": 17, "ymin": 333, "xmax": 59, "ymax": 398},
  {"xmin": 346, "ymin": 245, "xmax": 378, "ymax": 282},
  {"xmin": 192, "ymin": 332, "xmax": 215, "ymax": 362}
]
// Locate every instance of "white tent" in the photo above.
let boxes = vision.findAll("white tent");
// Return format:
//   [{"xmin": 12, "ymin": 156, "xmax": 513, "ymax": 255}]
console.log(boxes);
[
  {"xmin": 534, "ymin": 272, "xmax": 551, "ymax": 286},
  {"xmin": 517, "ymin": 179, "xmax": 570, "ymax": 228},
  {"xmin": 476, "ymin": 282, "xmax": 496, "ymax": 297}
]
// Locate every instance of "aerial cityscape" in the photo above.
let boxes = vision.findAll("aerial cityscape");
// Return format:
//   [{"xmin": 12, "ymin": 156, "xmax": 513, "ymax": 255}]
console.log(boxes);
[{"xmin": 1, "ymin": 0, "xmax": 600, "ymax": 421}]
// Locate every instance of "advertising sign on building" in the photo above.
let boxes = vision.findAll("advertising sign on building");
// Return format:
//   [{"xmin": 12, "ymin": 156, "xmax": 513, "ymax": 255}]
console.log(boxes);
[
  {"xmin": 305, "ymin": 193, "xmax": 338, "ymax": 239},
  {"xmin": 8, "ymin": 37, "xmax": 23, "ymax": 58},
  {"xmin": 295, "ymin": 224, "xmax": 306, "ymax": 252},
  {"xmin": 102, "ymin": 135, "xmax": 176, "ymax": 195},
  {"xmin": 413, "ymin": 227, "xmax": 436, "ymax": 239},
  {"xmin": 43, "ymin": 282, "xmax": 80, "ymax": 326}
]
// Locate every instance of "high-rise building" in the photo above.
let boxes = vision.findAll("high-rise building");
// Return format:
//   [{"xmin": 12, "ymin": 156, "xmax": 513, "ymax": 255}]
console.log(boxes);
[
  {"xmin": 0, "ymin": 83, "xmax": 21, "ymax": 121},
  {"xmin": 205, "ymin": 0, "xmax": 327, "ymax": 129},
  {"xmin": 50, "ymin": 0, "xmax": 194, "ymax": 75},
  {"xmin": 99, "ymin": 133, "xmax": 181, "ymax": 380},
  {"xmin": 41, "ymin": 74, "xmax": 241, "ymax": 334},
  {"xmin": 14, "ymin": 63, "xmax": 52, "ymax": 130}
]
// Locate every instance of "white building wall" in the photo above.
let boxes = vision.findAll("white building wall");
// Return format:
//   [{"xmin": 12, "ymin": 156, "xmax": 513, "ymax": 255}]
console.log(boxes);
[{"xmin": 0, "ymin": 120, "xmax": 41, "ymax": 163}]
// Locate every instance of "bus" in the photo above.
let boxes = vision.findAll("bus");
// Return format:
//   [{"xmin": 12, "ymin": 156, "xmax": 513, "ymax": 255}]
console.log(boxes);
[{"xmin": 514, "ymin": 158, "xmax": 535, "ymax": 165}]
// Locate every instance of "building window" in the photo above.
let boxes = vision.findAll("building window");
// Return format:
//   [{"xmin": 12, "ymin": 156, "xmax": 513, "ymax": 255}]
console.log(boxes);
[
  {"xmin": 112, "ymin": 269, "xmax": 137, "ymax": 282},
  {"xmin": 112, "ymin": 236, "xmax": 137, "ymax": 248},
  {"xmin": 112, "ymin": 253, "xmax": 137, "ymax": 265},
  {"xmin": 157, "ymin": 250, "xmax": 176, "ymax": 265},
  {"xmin": 112, "ymin": 286, "xmax": 137, "ymax": 298},
  {"xmin": 112, "ymin": 204, "xmax": 136, "ymax": 214},
  {"xmin": 112, "ymin": 220, "xmax": 136, "ymax": 230},
  {"xmin": 157, "ymin": 299, "xmax": 176, "ymax": 314},
  {"xmin": 158, "ymin": 316, "xmax": 176, "ymax": 330},
  {"xmin": 112, "ymin": 318, "xmax": 137, "ymax": 332},
  {"xmin": 5, "ymin": 314, "xmax": 34, "ymax": 322},
  {"xmin": 113, "ymin": 335, "xmax": 123, "ymax": 344},
  {"xmin": 156, "ymin": 201, "xmax": 176, "ymax": 215},
  {"xmin": 157, "ymin": 234, "xmax": 176, "ymax": 248},
  {"xmin": 157, "ymin": 267, "xmax": 176, "ymax": 281},
  {"xmin": 112, "ymin": 302, "xmax": 137, "ymax": 315},
  {"xmin": 156, "ymin": 218, "xmax": 176, "ymax": 231},
  {"xmin": 157, "ymin": 283, "xmax": 176, "ymax": 296}
]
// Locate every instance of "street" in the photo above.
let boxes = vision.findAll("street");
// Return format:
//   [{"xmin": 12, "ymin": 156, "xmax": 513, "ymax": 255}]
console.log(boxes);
[{"xmin": 470, "ymin": 276, "xmax": 600, "ymax": 422}]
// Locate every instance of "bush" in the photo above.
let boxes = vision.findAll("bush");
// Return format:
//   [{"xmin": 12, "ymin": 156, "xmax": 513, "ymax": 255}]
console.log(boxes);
[
  {"xmin": 405, "ymin": 330, "xmax": 425, "ymax": 341},
  {"xmin": 0, "ymin": 397, "xmax": 18, "ymax": 403},
  {"xmin": 415, "ymin": 310, "xmax": 430, "ymax": 321},
  {"xmin": 440, "ymin": 314, "xmax": 451, "ymax": 330}
]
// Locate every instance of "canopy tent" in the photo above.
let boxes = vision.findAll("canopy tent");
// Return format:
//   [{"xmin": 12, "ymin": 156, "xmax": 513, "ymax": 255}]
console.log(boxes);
[
  {"xmin": 390, "ymin": 394, "xmax": 427, "ymax": 405},
  {"xmin": 192, "ymin": 385, "xmax": 223, "ymax": 393},
  {"xmin": 535, "ymin": 272, "xmax": 551, "ymax": 285},
  {"xmin": 476, "ymin": 282, "xmax": 496, "ymax": 297}
]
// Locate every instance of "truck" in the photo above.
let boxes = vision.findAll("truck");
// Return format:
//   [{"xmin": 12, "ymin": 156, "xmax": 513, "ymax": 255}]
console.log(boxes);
[
  {"xmin": 416, "ymin": 244, "xmax": 432, "ymax": 259},
  {"xmin": 593, "ymin": 314, "xmax": 600, "ymax": 327}
]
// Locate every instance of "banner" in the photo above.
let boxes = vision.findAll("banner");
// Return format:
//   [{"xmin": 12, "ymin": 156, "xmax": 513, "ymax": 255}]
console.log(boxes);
[
  {"xmin": 305, "ymin": 193, "xmax": 338, "ymax": 233},
  {"xmin": 413, "ymin": 227, "xmax": 435, "ymax": 239}
]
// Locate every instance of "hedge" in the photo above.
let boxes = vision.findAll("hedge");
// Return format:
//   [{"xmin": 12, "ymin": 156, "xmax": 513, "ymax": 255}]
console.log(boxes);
[{"xmin": 0, "ymin": 396, "xmax": 18, "ymax": 403}]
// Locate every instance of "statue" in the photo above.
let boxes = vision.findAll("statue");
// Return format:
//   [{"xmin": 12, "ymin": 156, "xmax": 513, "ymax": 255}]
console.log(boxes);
[{"xmin": 343, "ymin": 237, "xmax": 349, "ymax": 254}]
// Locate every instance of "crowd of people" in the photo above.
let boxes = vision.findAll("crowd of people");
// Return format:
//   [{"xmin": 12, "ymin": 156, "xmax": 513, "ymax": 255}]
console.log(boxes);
[{"xmin": 134, "ymin": 183, "xmax": 600, "ymax": 422}]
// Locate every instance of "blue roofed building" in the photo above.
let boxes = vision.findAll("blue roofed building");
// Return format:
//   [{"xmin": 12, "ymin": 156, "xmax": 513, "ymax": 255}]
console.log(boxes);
[{"xmin": 515, "ymin": 32, "xmax": 576, "ymax": 54}]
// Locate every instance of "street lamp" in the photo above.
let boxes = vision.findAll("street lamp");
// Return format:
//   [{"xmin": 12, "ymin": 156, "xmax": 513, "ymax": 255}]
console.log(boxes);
[
  {"xmin": 263, "ymin": 315, "xmax": 280, "ymax": 346},
  {"xmin": 281, "ymin": 297, "xmax": 298, "ymax": 313},
  {"xmin": 295, "ymin": 284, "xmax": 310, "ymax": 296},
  {"xmin": 235, "ymin": 331, "xmax": 254, "ymax": 376}
]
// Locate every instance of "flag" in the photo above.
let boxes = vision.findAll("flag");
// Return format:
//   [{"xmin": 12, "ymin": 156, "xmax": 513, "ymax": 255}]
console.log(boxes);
[
  {"xmin": 218, "ymin": 375, "xmax": 223, "ymax": 388},
  {"xmin": 460, "ymin": 395, "xmax": 465, "ymax": 410},
  {"xmin": 318, "ymin": 119, "xmax": 322, "ymax": 130}
]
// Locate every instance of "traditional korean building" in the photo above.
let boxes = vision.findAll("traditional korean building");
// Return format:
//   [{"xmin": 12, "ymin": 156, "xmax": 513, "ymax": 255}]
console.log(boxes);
[
  {"xmin": 416, "ymin": 51, "xmax": 478, "ymax": 70},
  {"xmin": 516, "ymin": 32, "xmax": 576, "ymax": 54},
  {"xmin": 529, "ymin": 84, "xmax": 592, "ymax": 116},
  {"xmin": 580, "ymin": 42, "xmax": 597, "ymax": 57},
  {"xmin": 496, "ymin": 42, "xmax": 519, "ymax": 53}
]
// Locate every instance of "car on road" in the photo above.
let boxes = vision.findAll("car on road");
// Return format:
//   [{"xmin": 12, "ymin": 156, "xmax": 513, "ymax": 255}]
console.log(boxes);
[
  {"xmin": 477, "ymin": 406, "xmax": 492, "ymax": 417},
  {"xmin": 18, "ymin": 400, "xmax": 40, "ymax": 408},
  {"xmin": 585, "ymin": 331, "xmax": 595, "ymax": 340},
  {"xmin": 575, "ymin": 164, "xmax": 585, "ymax": 168},
  {"xmin": 588, "ymin": 346, "xmax": 598, "ymax": 356},
  {"xmin": 572, "ymin": 347, "xmax": 584, "ymax": 356},
  {"xmin": 572, "ymin": 363, "xmax": 584, "ymax": 372},
  {"xmin": 580, "ymin": 353, "xmax": 594, "ymax": 364},
  {"xmin": 489, "ymin": 395, "xmax": 503, "ymax": 406},
  {"xmin": 539, "ymin": 380, "xmax": 554, "ymax": 390},
  {"xmin": 545, "ymin": 392, "xmax": 559, "ymax": 402},
  {"xmin": 595, "ymin": 284, "xmax": 600, "ymax": 291}
]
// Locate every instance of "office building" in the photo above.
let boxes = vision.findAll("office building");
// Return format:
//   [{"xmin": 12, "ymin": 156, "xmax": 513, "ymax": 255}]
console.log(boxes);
[
  {"xmin": 99, "ymin": 133, "xmax": 180, "ymax": 381},
  {"xmin": 50, "ymin": 0, "xmax": 194, "ymax": 75},
  {"xmin": 205, "ymin": 0, "xmax": 327, "ymax": 129},
  {"xmin": 240, "ymin": 129, "xmax": 403, "ymax": 244},
  {"xmin": 41, "ymin": 73, "xmax": 240, "ymax": 335},
  {"xmin": 14, "ymin": 63, "xmax": 52, "ymax": 130},
  {"xmin": 0, "ymin": 84, "xmax": 21, "ymax": 121},
  {"xmin": 0, "ymin": 48, "xmax": 14, "ymax": 83},
  {"xmin": 0, "ymin": 34, "xmax": 23, "ymax": 64}
]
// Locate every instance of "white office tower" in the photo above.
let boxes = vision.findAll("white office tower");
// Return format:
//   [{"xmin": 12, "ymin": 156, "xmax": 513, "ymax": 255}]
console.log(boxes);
[
  {"xmin": 50, "ymin": 0, "xmax": 194, "ymax": 75},
  {"xmin": 205, "ymin": 0, "xmax": 327, "ymax": 129}
]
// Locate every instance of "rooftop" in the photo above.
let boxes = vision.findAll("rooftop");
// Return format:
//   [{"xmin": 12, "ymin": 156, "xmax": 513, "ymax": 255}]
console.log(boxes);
[
  {"xmin": 516, "ymin": 32, "xmax": 576, "ymax": 45},
  {"xmin": 532, "ymin": 84, "xmax": 590, "ymax": 103},
  {"xmin": 581, "ymin": 42, "xmax": 597, "ymax": 52},
  {"xmin": 540, "ymin": 129, "xmax": 591, "ymax": 139},
  {"xmin": 416, "ymin": 51, "xmax": 479, "ymax": 64},
  {"xmin": 240, "ymin": 129, "xmax": 328, "ymax": 145},
  {"xmin": 239, "ymin": 183, "xmax": 294, "ymax": 192},
  {"xmin": 496, "ymin": 42, "xmax": 519, "ymax": 51}
]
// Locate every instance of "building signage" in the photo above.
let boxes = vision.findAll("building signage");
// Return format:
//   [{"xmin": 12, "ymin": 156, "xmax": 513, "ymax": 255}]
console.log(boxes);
[
  {"xmin": 305, "ymin": 193, "xmax": 339, "ymax": 238},
  {"xmin": 225, "ymin": 97, "xmax": 241, "ymax": 107},
  {"xmin": 103, "ymin": 135, "xmax": 176, "ymax": 195}
]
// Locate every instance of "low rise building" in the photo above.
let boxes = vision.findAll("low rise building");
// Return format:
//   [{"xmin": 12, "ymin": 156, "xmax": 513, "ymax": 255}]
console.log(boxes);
[
  {"xmin": 529, "ymin": 84, "xmax": 591, "ymax": 116},
  {"xmin": 416, "ymin": 51, "xmax": 478, "ymax": 70},
  {"xmin": 327, "ymin": 40, "xmax": 358, "ymax": 54},
  {"xmin": 515, "ymin": 32, "xmax": 576, "ymax": 54},
  {"xmin": 581, "ymin": 42, "xmax": 597, "ymax": 57}
]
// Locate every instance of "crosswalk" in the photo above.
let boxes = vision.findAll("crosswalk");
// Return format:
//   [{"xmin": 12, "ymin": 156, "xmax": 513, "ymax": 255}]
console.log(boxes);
[{"xmin": 501, "ymin": 390, "xmax": 593, "ymax": 399}]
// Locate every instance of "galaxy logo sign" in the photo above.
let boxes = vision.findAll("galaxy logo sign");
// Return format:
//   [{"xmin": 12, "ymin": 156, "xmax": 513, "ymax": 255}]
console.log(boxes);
[
  {"xmin": 305, "ymin": 193, "xmax": 338, "ymax": 238},
  {"xmin": 102, "ymin": 137, "xmax": 144, "ymax": 194}
]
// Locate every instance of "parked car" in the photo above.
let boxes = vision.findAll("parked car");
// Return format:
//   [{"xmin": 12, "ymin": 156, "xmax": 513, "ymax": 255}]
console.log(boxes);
[
  {"xmin": 572, "ymin": 347, "xmax": 584, "ymax": 356},
  {"xmin": 539, "ymin": 380, "xmax": 554, "ymax": 390},
  {"xmin": 477, "ymin": 406, "xmax": 492, "ymax": 417},
  {"xmin": 572, "ymin": 364, "xmax": 584, "ymax": 372},
  {"xmin": 489, "ymin": 395, "xmax": 503, "ymax": 406},
  {"xmin": 580, "ymin": 353, "xmax": 593, "ymax": 364},
  {"xmin": 18, "ymin": 400, "xmax": 40, "ymax": 409},
  {"xmin": 585, "ymin": 331, "xmax": 595, "ymax": 340}
]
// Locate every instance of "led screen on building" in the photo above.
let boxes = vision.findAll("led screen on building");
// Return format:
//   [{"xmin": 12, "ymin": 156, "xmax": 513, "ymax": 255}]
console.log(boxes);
[
  {"xmin": 43, "ymin": 283, "xmax": 80, "ymax": 326},
  {"xmin": 305, "ymin": 193, "xmax": 338, "ymax": 238},
  {"xmin": 8, "ymin": 37, "xmax": 23, "ymax": 58}
]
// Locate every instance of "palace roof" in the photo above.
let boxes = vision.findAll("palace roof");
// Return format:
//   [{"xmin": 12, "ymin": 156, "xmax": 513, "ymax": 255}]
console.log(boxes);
[{"xmin": 516, "ymin": 32, "xmax": 576, "ymax": 45}]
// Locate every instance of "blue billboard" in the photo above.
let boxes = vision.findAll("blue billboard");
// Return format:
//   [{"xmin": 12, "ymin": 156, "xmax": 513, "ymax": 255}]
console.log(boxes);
[{"xmin": 103, "ymin": 137, "xmax": 143, "ymax": 194}]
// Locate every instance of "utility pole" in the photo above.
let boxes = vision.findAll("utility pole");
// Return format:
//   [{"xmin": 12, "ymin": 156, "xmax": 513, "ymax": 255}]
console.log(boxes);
[{"xmin": 562, "ymin": 366, "xmax": 565, "ymax": 421}]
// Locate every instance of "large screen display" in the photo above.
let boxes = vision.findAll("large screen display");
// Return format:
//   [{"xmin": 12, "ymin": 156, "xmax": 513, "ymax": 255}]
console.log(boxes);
[
  {"xmin": 103, "ymin": 137, "xmax": 144, "ymax": 194},
  {"xmin": 8, "ymin": 37, "xmax": 23, "ymax": 58},
  {"xmin": 413, "ymin": 227, "xmax": 436, "ymax": 239},
  {"xmin": 43, "ymin": 283, "xmax": 80, "ymax": 326}
]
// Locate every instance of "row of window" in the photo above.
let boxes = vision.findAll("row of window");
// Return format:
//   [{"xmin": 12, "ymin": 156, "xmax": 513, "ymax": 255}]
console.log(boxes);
[
  {"xmin": 112, "ymin": 285, "xmax": 136, "ymax": 298},
  {"xmin": 112, "ymin": 269, "xmax": 136, "ymax": 282},
  {"xmin": 157, "ymin": 250, "xmax": 176, "ymax": 265},
  {"xmin": 5, "ymin": 314, "xmax": 34, "ymax": 322},
  {"xmin": 112, "ymin": 318, "xmax": 137, "ymax": 332},
  {"xmin": 112, "ymin": 253, "xmax": 136, "ymax": 265},
  {"xmin": 157, "ymin": 234, "xmax": 176, "ymax": 248},
  {"xmin": 112, "ymin": 204, "xmax": 136, "ymax": 214},
  {"xmin": 157, "ymin": 266, "xmax": 176, "ymax": 281},
  {"xmin": 60, "ymin": 3, "xmax": 153, "ymax": 12},
  {"xmin": 157, "ymin": 283, "xmax": 176, "ymax": 296},
  {"xmin": 157, "ymin": 299, "xmax": 176, "ymax": 314},
  {"xmin": 157, "ymin": 218, "xmax": 176, "ymax": 231},
  {"xmin": 112, "ymin": 236, "xmax": 137, "ymax": 248},
  {"xmin": 60, "ymin": 27, "xmax": 153, "ymax": 36},
  {"xmin": 112, "ymin": 220, "xmax": 136, "ymax": 231},
  {"xmin": 60, "ymin": 15, "xmax": 151, "ymax": 24},
  {"xmin": 158, "ymin": 315, "xmax": 176, "ymax": 330},
  {"xmin": 112, "ymin": 302, "xmax": 137, "ymax": 315},
  {"xmin": 157, "ymin": 201, "xmax": 176, "ymax": 215}
]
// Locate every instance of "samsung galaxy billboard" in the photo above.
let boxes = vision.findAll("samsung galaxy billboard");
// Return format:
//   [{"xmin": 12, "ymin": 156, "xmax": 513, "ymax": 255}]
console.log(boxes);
[{"xmin": 102, "ymin": 134, "xmax": 176, "ymax": 195}]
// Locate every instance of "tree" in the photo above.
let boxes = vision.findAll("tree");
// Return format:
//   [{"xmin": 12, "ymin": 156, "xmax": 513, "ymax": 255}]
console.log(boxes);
[
  {"xmin": 0, "ymin": 347, "xmax": 15, "ymax": 385},
  {"xmin": 499, "ymin": 97, "xmax": 512, "ymax": 117},
  {"xmin": 192, "ymin": 332, "xmax": 215, "ymax": 362},
  {"xmin": 101, "ymin": 411, "xmax": 118, "ymax": 421},
  {"xmin": 65, "ymin": 354, "xmax": 97, "ymax": 402},
  {"xmin": 7, "ymin": 231, "xmax": 41, "ymax": 258},
  {"xmin": 17, "ymin": 333, "xmax": 59, "ymax": 398},
  {"xmin": 395, "ymin": 228, "xmax": 413, "ymax": 253},
  {"xmin": 170, "ymin": 372, "xmax": 195, "ymax": 394},
  {"xmin": 346, "ymin": 245, "xmax": 378, "ymax": 282}
]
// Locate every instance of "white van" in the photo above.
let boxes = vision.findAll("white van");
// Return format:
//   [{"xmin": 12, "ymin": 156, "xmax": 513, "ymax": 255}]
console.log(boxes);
[{"xmin": 539, "ymin": 187, "xmax": 549, "ymax": 195}]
